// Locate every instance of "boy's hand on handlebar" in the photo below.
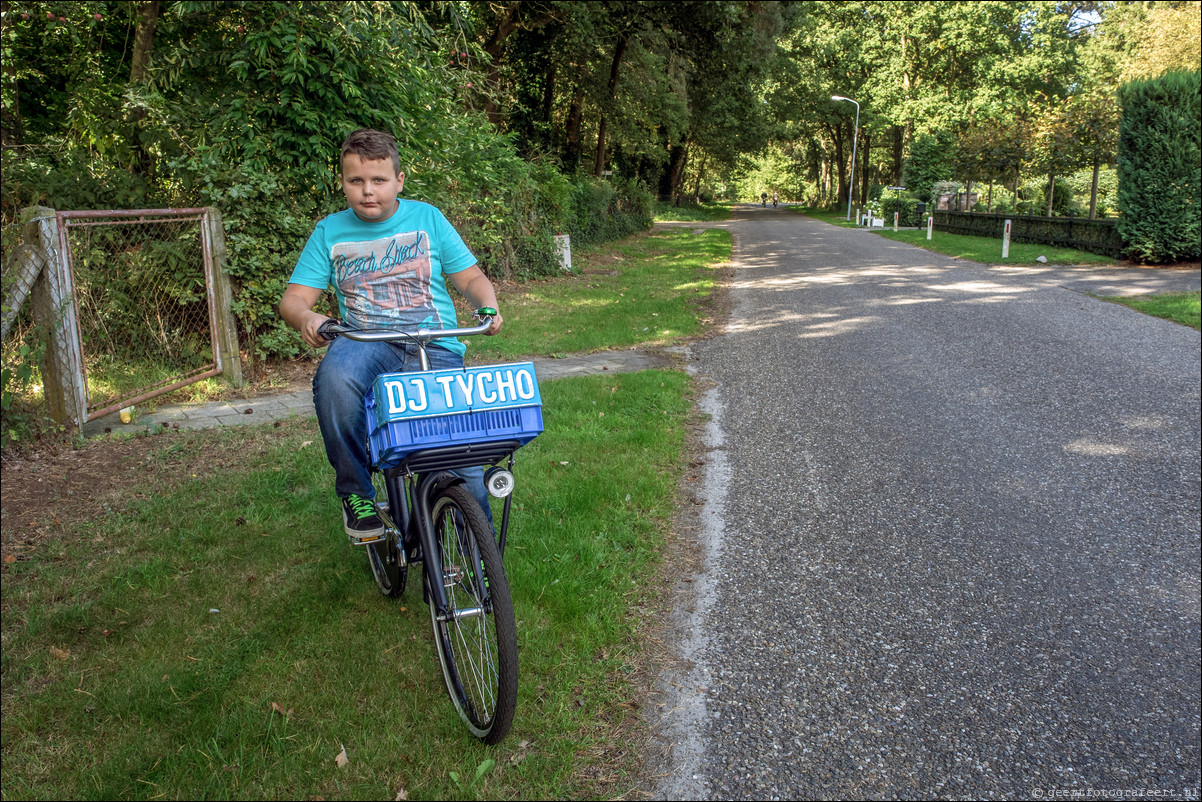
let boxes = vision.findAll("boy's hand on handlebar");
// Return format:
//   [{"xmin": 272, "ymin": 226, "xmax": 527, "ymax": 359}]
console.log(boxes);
[
  {"xmin": 476, "ymin": 307, "xmax": 503, "ymax": 336},
  {"xmin": 301, "ymin": 314, "xmax": 339, "ymax": 348}
]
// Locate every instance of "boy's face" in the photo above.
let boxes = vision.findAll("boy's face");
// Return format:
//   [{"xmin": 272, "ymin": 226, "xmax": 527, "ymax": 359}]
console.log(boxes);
[{"xmin": 340, "ymin": 153, "xmax": 404, "ymax": 222}]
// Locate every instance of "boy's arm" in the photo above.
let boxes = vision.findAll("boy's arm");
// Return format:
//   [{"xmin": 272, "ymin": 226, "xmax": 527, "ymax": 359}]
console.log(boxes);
[
  {"xmin": 449, "ymin": 266, "xmax": 503, "ymax": 335},
  {"xmin": 279, "ymin": 283, "xmax": 334, "ymax": 348}
]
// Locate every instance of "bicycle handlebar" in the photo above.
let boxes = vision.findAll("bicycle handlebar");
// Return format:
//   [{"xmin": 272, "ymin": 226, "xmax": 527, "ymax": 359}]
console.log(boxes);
[{"xmin": 317, "ymin": 310, "xmax": 496, "ymax": 343}]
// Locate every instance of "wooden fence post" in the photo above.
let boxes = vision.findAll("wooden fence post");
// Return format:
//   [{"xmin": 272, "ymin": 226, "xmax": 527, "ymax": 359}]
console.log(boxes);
[
  {"xmin": 23, "ymin": 206, "xmax": 87, "ymax": 430},
  {"xmin": 204, "ymin": 207, "xmax": 243, "ymax": 387}
]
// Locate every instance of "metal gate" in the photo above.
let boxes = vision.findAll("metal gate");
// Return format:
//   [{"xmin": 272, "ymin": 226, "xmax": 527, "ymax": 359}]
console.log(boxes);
[{"xmin": 56, "ymin": 208, "xmax": 237, "ymax": 421}]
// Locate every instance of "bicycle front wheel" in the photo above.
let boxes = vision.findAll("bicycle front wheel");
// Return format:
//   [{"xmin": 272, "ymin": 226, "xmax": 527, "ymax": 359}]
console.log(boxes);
[{"xmin": 427, "ymin": 484, "xmax": 518, "ymax": 744}]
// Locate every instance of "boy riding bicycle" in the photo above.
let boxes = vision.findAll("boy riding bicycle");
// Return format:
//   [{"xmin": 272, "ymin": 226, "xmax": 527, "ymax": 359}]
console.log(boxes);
[{"xmin": 279, "ymin": 128, "xmax": 502, "ymax": 543}]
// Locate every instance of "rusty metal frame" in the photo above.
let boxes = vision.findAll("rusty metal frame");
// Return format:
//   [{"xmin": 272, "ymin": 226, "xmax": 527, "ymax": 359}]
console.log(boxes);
[{"xmin": 56, "ymin": 208, "xmax": 224, "ymax": 421}]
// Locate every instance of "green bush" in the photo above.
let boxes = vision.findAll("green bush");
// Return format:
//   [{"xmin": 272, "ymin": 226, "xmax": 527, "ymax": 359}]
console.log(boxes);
[
  {"xmin": 565, "ymin": 178, "xmax": 653, "ymax": 245},
  {"xmin": 1, "ymin": 1, "xmax": 652, "ymax": 363},
  {"xmin": 878, "ymin": 193, "xmax": 922, "ymax": 227},
  {"xmin": 1117, "ymin": 70, "xmax": 1202, "ymax": 263}
]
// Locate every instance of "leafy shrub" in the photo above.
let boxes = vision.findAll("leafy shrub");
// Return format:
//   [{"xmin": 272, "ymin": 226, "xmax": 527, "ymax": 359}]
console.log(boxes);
[
  {"xmin": 2, "ymin": 1, "xmax": 653, "ymax": 363},
  {"xmin": 878, "ymin": 193, "xmax": 922, "ymax": 227},
  {"xmin": 566, "ymin": 178, "xmax": 653, "ymax": 245},
  {"xmin": 933, "ymin": 211, "xmax": 1124, "ymax": 256},
  {"xmin": 1117, "ymin": 70, "xmax": 1202, "ymax": 263}
]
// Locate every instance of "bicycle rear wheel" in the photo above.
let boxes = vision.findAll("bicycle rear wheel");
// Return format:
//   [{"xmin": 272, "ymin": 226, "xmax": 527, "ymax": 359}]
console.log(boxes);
[{"xmin": 427, "ymin": 484, "xmax": 518, "ymax": 743}]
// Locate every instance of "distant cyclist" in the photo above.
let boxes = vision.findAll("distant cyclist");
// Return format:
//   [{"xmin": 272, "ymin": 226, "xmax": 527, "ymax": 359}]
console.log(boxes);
[
  {"xmin": 772, "ymin": 192, "xmax": 779, "ymax": 208},
  {"xmin": 761, "ymin": 191, "xmax": 767, "ymax": 207}
]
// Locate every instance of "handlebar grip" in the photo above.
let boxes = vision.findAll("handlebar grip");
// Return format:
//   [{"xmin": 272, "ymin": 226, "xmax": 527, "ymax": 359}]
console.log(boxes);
[{"xmin": 316, "ymin": 318, "xmax": 346, "ymax": 341}]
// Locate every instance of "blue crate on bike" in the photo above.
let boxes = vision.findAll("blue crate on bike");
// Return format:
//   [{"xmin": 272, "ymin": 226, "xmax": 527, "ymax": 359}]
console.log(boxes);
[{"xmin": 366, "ymin": 362, "xmax": 543, "ymax": 467}]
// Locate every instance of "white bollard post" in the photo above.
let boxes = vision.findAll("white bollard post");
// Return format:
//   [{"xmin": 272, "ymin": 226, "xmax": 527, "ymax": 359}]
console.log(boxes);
[
  {"xmin": 926, "ymin": 215, "xmax": 934, "ymax": 240},
  {"xmin": 1002, "ymin": 219, "xmax": 1012, "ymax": 259},
  {"xmin": 893, "ymin": 212, "xmax": 899, "ymax": 231},
  {"xmin": 554, "ymin": 233, "xmax": 572, "ymax": 272}
]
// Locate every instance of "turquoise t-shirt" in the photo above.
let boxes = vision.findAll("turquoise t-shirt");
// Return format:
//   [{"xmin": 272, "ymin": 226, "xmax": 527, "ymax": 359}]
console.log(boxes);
[{"xmin": 289, "ymin": 199, "xmax": 477, "ymax": 356}]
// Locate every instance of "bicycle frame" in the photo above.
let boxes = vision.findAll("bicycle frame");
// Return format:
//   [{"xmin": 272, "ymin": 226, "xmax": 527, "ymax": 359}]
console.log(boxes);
[
  {"xmin": 377, "ymin": 444, "xmax": 519, "ymax": 620},
  {"xmin": 330, "ymin": 318, "xmax": 532, "ymax": 622}
]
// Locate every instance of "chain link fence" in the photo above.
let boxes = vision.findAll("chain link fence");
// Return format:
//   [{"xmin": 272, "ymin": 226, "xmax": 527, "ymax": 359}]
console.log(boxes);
[{"xmin": 58, "ymin": 209, "xmax": 223, "ymax": 418}]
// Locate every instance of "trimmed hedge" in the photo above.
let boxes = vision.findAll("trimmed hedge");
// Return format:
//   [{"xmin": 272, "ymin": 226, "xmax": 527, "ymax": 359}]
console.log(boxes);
[
  {"xmin": 1117, "ymin": 70, "xmax": 1201, "ymax": 264},
  {"xmin": 879, "ymin": 194, "xmax": 923, "ymax": 227},
  {"xmin": 932, "ymin": 211, "xmax": 1124, "ymax": 257}
]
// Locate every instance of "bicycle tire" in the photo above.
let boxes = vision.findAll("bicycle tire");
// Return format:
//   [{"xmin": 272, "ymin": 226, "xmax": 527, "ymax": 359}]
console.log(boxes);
[
  {"xmin": 427, "ymin": 484, "xmax": 518, "ymax": 743},
  {"xmin": 367, "ymin": 471, "xmax": 406, "ymax": 598}
]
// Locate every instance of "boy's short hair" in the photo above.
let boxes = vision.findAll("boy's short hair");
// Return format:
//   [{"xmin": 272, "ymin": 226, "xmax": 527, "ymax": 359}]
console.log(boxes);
[{"xmin": 340, "ymin": 129, "xmax": 401, "ymax": 174}]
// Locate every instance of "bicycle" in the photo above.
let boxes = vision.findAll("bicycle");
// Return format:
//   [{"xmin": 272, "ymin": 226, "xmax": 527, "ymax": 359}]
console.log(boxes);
[{"xmin": 317, "ymin": 311, "xmax": 542, "ymax": 744}]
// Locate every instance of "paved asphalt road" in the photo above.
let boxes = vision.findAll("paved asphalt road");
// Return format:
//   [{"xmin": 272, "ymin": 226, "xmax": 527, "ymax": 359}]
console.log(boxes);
[{"xmin": 649, "ymin": 206, "xmax": 1201, "ymax": 800}]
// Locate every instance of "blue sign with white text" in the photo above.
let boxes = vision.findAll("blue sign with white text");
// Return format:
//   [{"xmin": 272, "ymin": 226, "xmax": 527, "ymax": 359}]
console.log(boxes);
[{"xmin": 371, "ymin": 362, "xmax": 541, "ymax": 429}]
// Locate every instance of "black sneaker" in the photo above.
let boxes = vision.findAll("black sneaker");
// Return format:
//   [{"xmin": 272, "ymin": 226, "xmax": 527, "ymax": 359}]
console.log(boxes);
[{"xmin": 342, "ymin": 494, "xmax": 385, "ymax": 543}]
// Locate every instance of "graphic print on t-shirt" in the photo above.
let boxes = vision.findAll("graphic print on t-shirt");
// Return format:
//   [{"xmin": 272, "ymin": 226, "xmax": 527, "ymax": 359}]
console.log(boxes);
[{"xmin": 331, "ymin": 230, "xmax": 440, "ymax": 330}]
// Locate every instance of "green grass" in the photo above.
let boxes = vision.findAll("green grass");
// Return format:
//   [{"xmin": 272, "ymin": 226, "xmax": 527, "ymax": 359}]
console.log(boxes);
[
  {"xmin": 462, "ymin": 227, "xmax": 730, "ymax": 364},
  {"xmin": 874, "ymin": 227, "xmax": 1117, "ymax": 266},
  {"xmin": 0, "ymin": 371, "xmax": 693, "ymax": 801},
  {"xmin": 2, "ymin": 224, "xmax": 733, "ymax": 800},
  {"xmin": 652, "ymin": 200, "xmax": 731, "ymax": 222},
  {"xmin": 789, "ymin": 205, "xmax": 858, "ymax": 227},
  {"xmin": 1101, "ymin": 291, "xmax": 1201, "ymax": 330},
  {"xmin": 793, "ymin": 206, "xmax": 1118, "ymax": 266}
]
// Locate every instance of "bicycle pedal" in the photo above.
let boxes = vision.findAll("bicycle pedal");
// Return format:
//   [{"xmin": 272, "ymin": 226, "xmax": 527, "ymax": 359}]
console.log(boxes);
[{"xmin": 349, "ymin": 533, "xmax": 386, "ymax": 547}]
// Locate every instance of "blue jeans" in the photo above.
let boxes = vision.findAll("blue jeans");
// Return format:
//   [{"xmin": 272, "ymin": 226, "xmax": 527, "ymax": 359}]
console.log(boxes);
[{"xmin": 312, "ymin": 337, "xmax": 493, "ymax": 524}]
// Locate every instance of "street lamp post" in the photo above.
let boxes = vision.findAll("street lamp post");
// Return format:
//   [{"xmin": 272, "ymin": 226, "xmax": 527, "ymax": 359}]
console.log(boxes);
[{"xmin": 832, "ymin": 95, "xmax": 860, "ymax": 222}]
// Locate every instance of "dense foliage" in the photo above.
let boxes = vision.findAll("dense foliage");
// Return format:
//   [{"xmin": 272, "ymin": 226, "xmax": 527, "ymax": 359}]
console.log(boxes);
[
  {"xmin": 1117, "ymin": 69, "xmax": 1202, "ymax": 263},
  {"xmin": 3, "ymin": 0, "xmax": 1201, "ymax": 378},
  {"xmin": 1, "ymin": 1, "xmax": 652, "ymax": 361}
]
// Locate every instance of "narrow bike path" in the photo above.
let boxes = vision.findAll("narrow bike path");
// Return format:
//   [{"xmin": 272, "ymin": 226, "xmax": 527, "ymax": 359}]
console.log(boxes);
[
  {"xmin": 80, "ymin": 348, "xmax": 677, "ymax": 438},
  {"xmin": 650, "ymin": 205, "xmax": 1201, "ymax": 799}
]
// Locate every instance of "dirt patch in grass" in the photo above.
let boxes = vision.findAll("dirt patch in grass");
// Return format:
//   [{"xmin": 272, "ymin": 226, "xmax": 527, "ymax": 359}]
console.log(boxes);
[
  {"xmin": 0, "ymin": 418, "xmax": 317, "ymax": 569},
  {"xmin": 1117, "ymin": 259, "xmax": 1201, "ymax": 271}
]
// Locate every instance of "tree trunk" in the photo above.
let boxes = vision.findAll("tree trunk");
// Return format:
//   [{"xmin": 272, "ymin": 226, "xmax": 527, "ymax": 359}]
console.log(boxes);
[
  {"xmin": 564, "ymin": 88, "xmax": 584, "ymax": 172},
  {"xmin": 129, "ymin": 1, "xmax": 160, "ymax": 85},
  {"xmin": 1089, "ymin": 156, "xmax": 1100, "ymax": 219},
  {"xmin": 481, "ymin": 3, "xmax": 558, "ymax": 128},
  {"xmin": 891, "ymin": 125, "xmax": 904, "ymax": 185},
  {"xmin": 594, "ymin": 34, "xmax": 628, "ymax": 177},
  {"xmin": 482, "ymin": 2, "xmax": 521, "ymax": 128},
  {"xmin": 859, "ymin": 132, "xmax": 870, "ymax": 212},
  {"xmin": 826, "ymin": 123, "xmax": 846, "ymax": 208},
  {"xmin": 670, "ymin": 144, "xmax": 689, "ymax": 205},
  {"xmin": 663, "ymin": 142, "xmax": 688, "ymax": 203},
  {"xmin": 1046, "ymin": 171, "xmax": 1055, "ymax": 216},
  {"xmin": 127, "ymin": 1, "xmax": 161, "ymax": 179},
  {"xmin": 692, "ymin": 153, "xmax": 708, "ymax": 203}
]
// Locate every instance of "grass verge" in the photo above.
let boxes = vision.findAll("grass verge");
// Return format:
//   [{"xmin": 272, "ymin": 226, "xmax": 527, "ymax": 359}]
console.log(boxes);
[
  {"xmin": 789, "ymin": 206, "xmax": 857, "ymax": 227},
  {"xmin": 794, "ymin": 206, "xmax": 1118, "ymax": 266},
  {"xmin": 462, "ymin": 227, "xmax": 730, "ymax": 364},
  {"xmin": 2, "ymin": 225, "xmax": 732, "ymax": 800},
  {"xmin": 0, "ymin": 375, "xmax": 693, "ymax": 801},
  {"xmin": 1099, "ymin": 291, "xmax": 1201, "ymax": 330},
  {"xmin": 873, "ymin": 228, "xmax": 1117, "ymax": 266},
  {"xmin": 652, "ymin": 201, "xmax": 731, "ymax": 222}
]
